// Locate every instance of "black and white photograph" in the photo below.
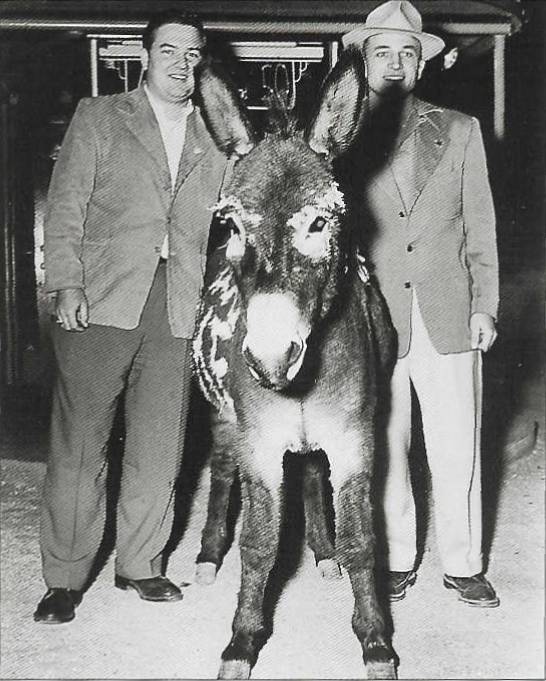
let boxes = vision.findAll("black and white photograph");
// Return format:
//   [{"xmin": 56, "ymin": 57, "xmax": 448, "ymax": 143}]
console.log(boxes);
[{"xmin": 0, "ymin": 1, "xmax": 544, "ymax": 679}]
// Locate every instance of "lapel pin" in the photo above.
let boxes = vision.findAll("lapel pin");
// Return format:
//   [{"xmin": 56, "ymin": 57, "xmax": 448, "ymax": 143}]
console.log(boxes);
[
  {"xmin": 434, "ymin": 139, "xmax": 443, "ymax": 147},
  {"xmin": 194, "ymin": 147, "xmax": 203, "ymax": 155}
]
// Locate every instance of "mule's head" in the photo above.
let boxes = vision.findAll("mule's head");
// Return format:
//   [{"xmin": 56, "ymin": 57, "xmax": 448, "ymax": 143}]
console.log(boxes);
[{"xmin": 199, "ymin": 49, "xmax": 365, "ymax": 390}]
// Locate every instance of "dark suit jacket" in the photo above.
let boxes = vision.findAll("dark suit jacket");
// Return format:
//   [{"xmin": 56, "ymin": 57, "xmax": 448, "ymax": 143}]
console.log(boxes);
[
  {"xmin": 44, "ymin": 86, "xmax": 229, "ymax": 338},
  {"xmin": 346, "ymin": 97, "xmax": 498, "ymax": 357}
]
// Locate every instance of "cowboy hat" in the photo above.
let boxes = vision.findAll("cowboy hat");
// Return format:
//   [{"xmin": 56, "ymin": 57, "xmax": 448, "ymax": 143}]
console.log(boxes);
[{"xmin": 342, "ymin": 1, "xmax": 445, "ymax": 61}]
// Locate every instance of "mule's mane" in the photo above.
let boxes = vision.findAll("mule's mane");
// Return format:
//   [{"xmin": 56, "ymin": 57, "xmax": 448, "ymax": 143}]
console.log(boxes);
[{"xmin": 262, "ymin": 92, "xmax": 299, "ymax": 140}]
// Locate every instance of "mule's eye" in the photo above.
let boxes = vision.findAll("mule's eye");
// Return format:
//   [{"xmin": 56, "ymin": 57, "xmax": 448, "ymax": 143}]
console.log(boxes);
[
  {"xmin": 220, "ymin": 213, "xmax": 247, "ymax": 262},
  {"xmin": 309, "ymin": 216, "xmax": 327, "ymax": 233},
  {"xmin": 220, "ymin": 215, "xmax": 240, "ymax": 234}
]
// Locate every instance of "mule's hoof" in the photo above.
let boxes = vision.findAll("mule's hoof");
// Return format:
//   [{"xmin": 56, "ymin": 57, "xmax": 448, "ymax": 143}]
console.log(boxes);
[
  {"xmin": 218, "ymin": 659, "xmax": 251, "ymax": 679},
  {"xmin": 195, "ymin": 562, "xmax": 217, "ymax": 585},
  {"xmin": 317, "ymin": 558, "xmax": 342, "ymax": 580},
  {"xmin": 366, "ymin": 660, "xmax": 397, "ymax": 680}
]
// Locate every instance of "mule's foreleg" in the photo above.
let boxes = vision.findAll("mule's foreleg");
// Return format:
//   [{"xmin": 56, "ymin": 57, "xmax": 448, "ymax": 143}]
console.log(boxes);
[
  {"xmin": 331, "ymin": 445, "xmax": 397, "ymax": 680},
  {"xmin": 219, "ymin": 466, "xmax": 283, "ymax": 680},
  {"xmin": 196, "ymin": 413, "xmax": 238, "ymax": 584}
]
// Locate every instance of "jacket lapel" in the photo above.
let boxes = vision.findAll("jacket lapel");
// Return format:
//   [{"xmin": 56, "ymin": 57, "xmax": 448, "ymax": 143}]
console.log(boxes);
[
  {"xmin": 173, "ymin": 108, "xmax": 210, "ymax": 196},
  {"xmin": 370, "ymin": 98, "xmax": 421, "ymax": 210},
  {"xmin": 116, "ymin": 87, "xmax": 170, "ymax": 178},
  {"xmin": 373, "ymin": 98, "xmax": 449, "ymax": 214},
  {"xmin": 408, "ymin": 100, "xmax": 450, "ymax": 213},
  {"xmin": 367, "ymin": 165, "xmax": 403, "ymax": 208}
]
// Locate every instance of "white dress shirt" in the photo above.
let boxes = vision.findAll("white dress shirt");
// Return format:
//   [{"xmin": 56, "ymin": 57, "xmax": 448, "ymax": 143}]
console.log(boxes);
[{"xmin": 144, "ymin": 84, "xmax": 193, "ymax": 259}]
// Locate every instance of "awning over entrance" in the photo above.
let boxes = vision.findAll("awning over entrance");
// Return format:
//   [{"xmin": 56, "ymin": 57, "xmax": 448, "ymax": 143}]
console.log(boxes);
[
  {"xmin": 0, "ymin": 1, "xmax": 525, "ymax": 35},
  {"xmin": 0, "ymin": 1, "xmax": 525, "ymax": 139}
]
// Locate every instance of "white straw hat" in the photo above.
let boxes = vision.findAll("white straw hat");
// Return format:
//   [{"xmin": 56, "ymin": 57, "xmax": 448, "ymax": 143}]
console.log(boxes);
[{"xmin": 342, "ymin": 1, "xmax": 445, "ymax": 61}]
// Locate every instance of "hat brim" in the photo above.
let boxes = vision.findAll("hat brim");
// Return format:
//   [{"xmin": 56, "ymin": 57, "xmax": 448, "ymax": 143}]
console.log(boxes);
[{"xmin": 342, "ymin": 27, "xmax": 445, "ymax": 61}]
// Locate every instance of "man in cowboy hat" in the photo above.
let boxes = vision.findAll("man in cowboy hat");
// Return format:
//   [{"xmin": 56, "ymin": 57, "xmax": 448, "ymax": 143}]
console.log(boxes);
[{"xmin": 339, "ymin": 0, "xmax": 499, "ymax": 607}]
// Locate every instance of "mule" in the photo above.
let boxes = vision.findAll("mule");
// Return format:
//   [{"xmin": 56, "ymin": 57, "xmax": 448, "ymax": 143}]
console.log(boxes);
[{"xmin": 192, "ymin": 49, "xmax": 397, "ymax": 680}]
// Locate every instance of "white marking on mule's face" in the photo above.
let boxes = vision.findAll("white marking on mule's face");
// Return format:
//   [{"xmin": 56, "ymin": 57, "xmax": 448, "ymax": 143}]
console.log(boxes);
[
  {"xmin": 288, "ymin": 182, "xmax": 346, "ymax": 261},
  {"xmin": 211, "ymin": 194, "xmax": 261, "ymax": 262},
  {"xmin": 226, "ymin": 230, "xmax": 246, "ymax": 260},
  {"xmin": 245, "ymin": 293, "xmax": 310, "ymax": 359},
  {"xmin": 288, "ymin": 204, "xmax": 332, "ymax": 260}
]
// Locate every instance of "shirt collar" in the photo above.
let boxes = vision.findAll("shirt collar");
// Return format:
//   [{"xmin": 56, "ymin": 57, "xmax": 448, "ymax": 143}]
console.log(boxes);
[{"xmin": 144, "ymin": 83, "xmax": 193, "ymax": 125}]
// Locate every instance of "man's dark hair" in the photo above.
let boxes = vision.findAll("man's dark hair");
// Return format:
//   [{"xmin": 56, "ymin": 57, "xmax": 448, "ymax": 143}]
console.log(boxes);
[{"xmin": 142, "ymin": 10, "xmax": 206, "ymax": 52}]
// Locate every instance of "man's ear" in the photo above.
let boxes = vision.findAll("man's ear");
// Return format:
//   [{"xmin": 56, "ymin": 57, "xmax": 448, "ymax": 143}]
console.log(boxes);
[
  {"xmin": 140, "ymin": 48, "xmax": 149, "ymax": 71},
  {"xmin": 417, "ymin": 59, "xmax": 426, "ymax": 80}
]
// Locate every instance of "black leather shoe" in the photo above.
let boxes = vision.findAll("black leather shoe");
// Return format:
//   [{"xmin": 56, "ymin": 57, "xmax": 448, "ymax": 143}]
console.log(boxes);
[
  {"xmin": 443, "ymin": 573, "xmax": 500, "ymax": 607},
  {"xmin": 387, "ymin": 570, "xmax": 416, "ymax": 601},
  {"xmin": 34, "ymin": 588, "xmax": 82, "ymax": 624},
  {"xmin": 114, "ymin": 574, "xmax": 183, "ymax": 602}
]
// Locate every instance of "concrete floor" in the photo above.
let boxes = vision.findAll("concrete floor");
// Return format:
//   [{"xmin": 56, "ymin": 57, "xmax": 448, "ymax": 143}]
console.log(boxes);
[
  {"xmin": 0, "ymin": 434, "xmax": 543, "ymax": 680},
  {"xmin": 1, "ymin": 266, "xmax": 544, "ymax": 680}
]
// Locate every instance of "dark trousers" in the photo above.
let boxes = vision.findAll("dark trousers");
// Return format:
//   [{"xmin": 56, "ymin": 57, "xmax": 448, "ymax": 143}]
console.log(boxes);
[{"xmin": 40, "ymin": 264, "xmax": 192, "ymax": 589}]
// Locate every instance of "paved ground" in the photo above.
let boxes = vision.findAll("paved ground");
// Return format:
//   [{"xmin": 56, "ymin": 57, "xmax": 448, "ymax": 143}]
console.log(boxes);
[{"xmin": 0, "ymin": 424, "xmax": 543, "ymax": 680}]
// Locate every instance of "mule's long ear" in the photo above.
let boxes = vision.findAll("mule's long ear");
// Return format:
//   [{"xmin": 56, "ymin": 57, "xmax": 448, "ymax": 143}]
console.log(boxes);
[
  {"xmin": 196, "ymin": 58, "xmax": 255, "ymax": 158},
  {"xmin": 305, "ymin": 46, "xmax": 366, "ymax": 158}
]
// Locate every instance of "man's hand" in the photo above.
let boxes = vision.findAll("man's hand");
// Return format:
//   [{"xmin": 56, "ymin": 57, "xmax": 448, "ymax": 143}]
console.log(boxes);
[
  {"xmin": 470, "ymin": 312, "xmax": 497, "ymax": 352},
  {"xmin": 55, "ymin": 288, "xmax": 89, "ymax": 332}
]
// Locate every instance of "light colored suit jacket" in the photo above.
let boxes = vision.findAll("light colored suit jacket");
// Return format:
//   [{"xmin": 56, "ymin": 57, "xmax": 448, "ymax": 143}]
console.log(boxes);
[
  {"xmin": 44, "ymin": 86, "xmax": 229, "ymax": 338},
  {"xmin": 356, "ymin": 97, "xmax": 498, "ymax": 357}
]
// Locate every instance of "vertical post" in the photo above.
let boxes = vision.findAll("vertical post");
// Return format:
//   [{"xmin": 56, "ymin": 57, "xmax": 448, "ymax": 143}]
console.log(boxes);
[
  {"xmin": 90, "ymin": 37, "xmax": 98, "ymax": 97},
  {"xmin": 0, "ymin": 85, "xmax": 18, "ymax": 387},
  {"xmin": 493, "ymin": 34, "xmax": 506, "ymax": 141},
  {"xmin": 326, "ymin": 40, "xmax": 339, "ymax": 70}
]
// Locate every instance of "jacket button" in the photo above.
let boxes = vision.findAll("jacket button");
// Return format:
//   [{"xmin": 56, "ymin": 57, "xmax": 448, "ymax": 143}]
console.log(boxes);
[
  {"xmin": 407, "ymin": 244, "xmax": 413, "ymax": 252},
  {"xmin": 154, "ymin": 246, "xmax": 161, "ymax": 253},
  {"xmin": 166, "ymin": 216, "xmax": 172, "ymax": 225},
  {"xmin": 399, "ymin": 211, "xmax": 405, "ymax": 218},
  {"xmin": 404, "ymin": 281, "xmax": 411, "ymax": 289}
]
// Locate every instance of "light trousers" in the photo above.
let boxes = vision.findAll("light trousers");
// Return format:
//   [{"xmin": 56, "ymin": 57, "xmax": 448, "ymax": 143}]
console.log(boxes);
[{"xmin": 383, "ymin": 293, "xmax": 483, "ymax": 577}]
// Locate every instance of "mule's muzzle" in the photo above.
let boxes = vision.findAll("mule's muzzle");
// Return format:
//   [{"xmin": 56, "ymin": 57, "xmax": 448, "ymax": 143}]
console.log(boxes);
[{"xmin": 242, "ymin": 335, "xmax": 306, "ymax": 390}]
